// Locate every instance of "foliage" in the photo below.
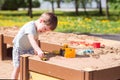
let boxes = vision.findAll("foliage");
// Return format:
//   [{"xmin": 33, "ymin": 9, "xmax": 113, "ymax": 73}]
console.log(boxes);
[
  {"xmin": 1, "ymin": 0, "xmax": 20, "ymax": 10},
  {"xmin": 0, "ymin": 10, "xmax": 120, "ymax": 34},
  {"xmin": 56, "ymin": 16, "xmax": 120, "ymax": 34},
  {"xmin": 32, "ymin": 0, "xmax": 40, "ymax": 8},
  {"xmin": 1, "ymin": 0, "xmax": 40, "ymax": 10},
  {"xmin": 109, "ymin": 0, "xmax": 120, "ymax": 10},
  {"xmin": 20, "ymin": 0, "xmax": 40, "ymax": 8},
  {"xmin": 0, "ymin": 0, "xmax": 4, "ymax": 6}
]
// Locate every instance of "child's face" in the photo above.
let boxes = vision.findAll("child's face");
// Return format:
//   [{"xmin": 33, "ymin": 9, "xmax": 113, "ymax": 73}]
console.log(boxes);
[{"xmin": 37, "ymin": 22, "xmax": 51, "ymax": 33}]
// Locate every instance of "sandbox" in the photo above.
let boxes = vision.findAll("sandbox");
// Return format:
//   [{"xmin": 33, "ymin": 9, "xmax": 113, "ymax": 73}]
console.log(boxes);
[
  {"xmin": 20, "ymin": 48, "xmax": 120, "ymax": 80},
  {"xmin": 0, "ymin": 28, "xmax": 120, "ymax": 80}
]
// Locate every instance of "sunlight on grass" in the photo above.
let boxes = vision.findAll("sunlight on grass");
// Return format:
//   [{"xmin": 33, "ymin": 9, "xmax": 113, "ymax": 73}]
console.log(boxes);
[{"xmin": 0, "ymin": 10, "xmax": 120, "ymax": 34}]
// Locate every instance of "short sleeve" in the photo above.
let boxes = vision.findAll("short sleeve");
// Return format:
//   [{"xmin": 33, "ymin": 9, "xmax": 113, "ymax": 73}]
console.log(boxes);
[{"xmin": 24, "ymin": 23, "xmax": 37, "ymax": 36}]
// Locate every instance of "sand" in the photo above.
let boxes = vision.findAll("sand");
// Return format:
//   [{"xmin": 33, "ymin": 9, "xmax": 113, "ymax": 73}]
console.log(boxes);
[
  {"xmin": 0, "ymin": 59, "xmax": 13, "ymax": 79},
  {"xmin": 0, "ymin": 27, "xmax": 120, "ymax": 79}
]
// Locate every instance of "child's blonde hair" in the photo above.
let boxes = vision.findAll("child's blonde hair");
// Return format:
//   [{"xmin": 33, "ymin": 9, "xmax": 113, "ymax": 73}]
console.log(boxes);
[{"xmin": 40, "ymin": 12, "xmax": 58, "ymax": 30}]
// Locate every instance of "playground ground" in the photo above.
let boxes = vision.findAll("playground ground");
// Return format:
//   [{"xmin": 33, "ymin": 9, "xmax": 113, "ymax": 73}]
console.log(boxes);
[{"xmin": 0, "ymin": 58, "xmax": 13, "ymax": 79}]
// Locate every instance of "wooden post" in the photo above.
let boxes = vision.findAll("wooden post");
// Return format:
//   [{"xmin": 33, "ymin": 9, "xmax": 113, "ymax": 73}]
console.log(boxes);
[
  {"xmin": 0, "ymin": 34, "xmax": 4, "ymax": 60},
  {"xmin": 20, "ymin": 54, "xmax": 30, "ymax": 80},
  {"xmin": 84, "ymin": 72, "xmax": 93, "ymax": 80},
  {"xmin": 3, "ymin": 43, "xmax": 7, "ymax": 59}
]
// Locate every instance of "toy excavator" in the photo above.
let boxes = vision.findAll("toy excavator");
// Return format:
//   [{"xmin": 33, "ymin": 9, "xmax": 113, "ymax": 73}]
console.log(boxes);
[
  {"xmin": 59, "ymin": 44, "xmax": 76, "ymax": 58},
  {"xmin": 41, "ymin": 44, "xmax": 76, "ymax": 61}
]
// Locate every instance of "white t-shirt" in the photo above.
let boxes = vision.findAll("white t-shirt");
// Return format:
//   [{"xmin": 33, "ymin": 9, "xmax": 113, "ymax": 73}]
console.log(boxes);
[{"xmin": 13, "ymin": 21, "xmax": 38, "ymax": 50}]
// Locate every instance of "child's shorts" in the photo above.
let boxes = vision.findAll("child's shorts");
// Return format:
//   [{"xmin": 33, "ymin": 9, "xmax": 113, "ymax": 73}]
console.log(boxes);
[{"xmin": 12, "ymin": 46, "xmax": 34, "ymax": 67}]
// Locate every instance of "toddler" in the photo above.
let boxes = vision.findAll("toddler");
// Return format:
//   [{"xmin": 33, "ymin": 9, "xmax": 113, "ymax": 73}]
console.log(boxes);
[{"xmin": 11, "ymin": 12, "xmax": 58, "ymax": 79}]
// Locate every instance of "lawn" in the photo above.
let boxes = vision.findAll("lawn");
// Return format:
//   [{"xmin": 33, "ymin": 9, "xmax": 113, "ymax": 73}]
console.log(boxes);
[{"xmin": 0, "ymin": 10, "xmax": 120, "ymax": 34}]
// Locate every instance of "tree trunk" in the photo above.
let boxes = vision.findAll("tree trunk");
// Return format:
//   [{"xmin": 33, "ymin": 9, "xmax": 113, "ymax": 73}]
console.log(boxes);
[
  {"xmin": 106, "ymin": 0, "xmax": 109, "ymax": 19},
  {"xmin": 75, "ymin": 0, "xmax": 79, "ymax": 15},
  {"xmin": 82, "ymin": 0, "xmax": 87, "ymax": 15},
  {"xmin": 28, "ymin": 0, "xmax": 33, "ymax": 18},
  {"xmin": 98, "ymin": 0, "xmax": 103, "ymax": 15},
  {"xmin": 51, "ymin": 0, "xmax": 54, "ymax": 13},
  {"xmin": 57, "ymin": 0, "xmax": 61, "ymax": 8}
]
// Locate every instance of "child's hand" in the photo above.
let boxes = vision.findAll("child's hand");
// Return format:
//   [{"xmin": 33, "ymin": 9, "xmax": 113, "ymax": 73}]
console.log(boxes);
[{"xmin": 38, "ymin": 52, "xmax": 44, "ymax": 58}]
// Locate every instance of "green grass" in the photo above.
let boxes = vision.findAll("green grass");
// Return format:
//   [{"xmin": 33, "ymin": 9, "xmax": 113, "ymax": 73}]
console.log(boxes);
[{"xmin": 0, "ymin": 10, "xmax": 120, "ymax": 34}]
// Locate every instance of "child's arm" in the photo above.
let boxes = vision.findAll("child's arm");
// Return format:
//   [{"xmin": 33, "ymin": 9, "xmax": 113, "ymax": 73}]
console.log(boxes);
[{"xmin": 27, "ymin": 34, "xmax": 44, "ymax": 58}]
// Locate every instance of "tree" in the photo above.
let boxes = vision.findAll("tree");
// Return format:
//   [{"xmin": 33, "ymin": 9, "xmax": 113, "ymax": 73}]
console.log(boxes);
[
  {"xmin": 75, "ymin": 0, "xmax": 79, "ymax": 15},
  {"xmin": 75, "ymin": 0, "xmax": 89, "ymax": 16},
  {"xmin": 44, "ymin": 0, "xmax": 55, "ymax": 13},
  {"xmin": 64, "ymin": 0, "xmax": 79, "ymax": 15},
  {"xmin": 105, "ymin": 0, "xmax": 109, "ymax": 19},
  {"xmin": 23, "ymin": 0, "xmax": 40, "ymax": 18},
  {"xmin": 51, "ymin": 0, "xmax": 55, "ymax": 13},
  {"xmin": 109, "ymin": 0, "xmax": 120, "ymax": 10},
  {"xmin": 28, "ymin": 0, "xmax": 33, "ymax": 18},
  {"xmin": 1, "ymin": 0, "xmax": 23, "ymax": 10},
  {"xmin": 56, "ymin": 0, "xmax": 61, "ymax": 8},
  {"xmin": 81, "ymin": 0, "xmax": 88, "ymax": 15},
  {"xmin": 96, "ymin": 0, "xmax": 103, "ymax": 15},
  {"xmin": 0, "ymin": 0, "xmax": 4, "ymax": 9}
]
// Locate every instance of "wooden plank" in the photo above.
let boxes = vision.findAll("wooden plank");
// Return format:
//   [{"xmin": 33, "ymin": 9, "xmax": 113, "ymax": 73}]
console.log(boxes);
[
  {"xmin": 0, "ymin": 35, "xmax": 13, "ymax": 60},
  {"xmin": 30, "ymin": 71, "xmax": 61, "ymax": 80},
  {"xmin": 3, "ymin": 35, "xmax": 14, "ymax": 45},
  {"xmin": 92, "ymin": 66, "xmax": 120, "ymax": 80},
  {"xmin": 29, "ymin": 58, "xmax": 85, "ymax": 80},
  {"xmin": 0, "ymin": 34, "xmax": 3, "ymax": 60},
  {"xmin": 39, "ymin": 42, "xmax": 62, "ymax": 52},
  {"xmin": 3, "ymin": 36, "xmax": 61, "ymax": 52}
]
